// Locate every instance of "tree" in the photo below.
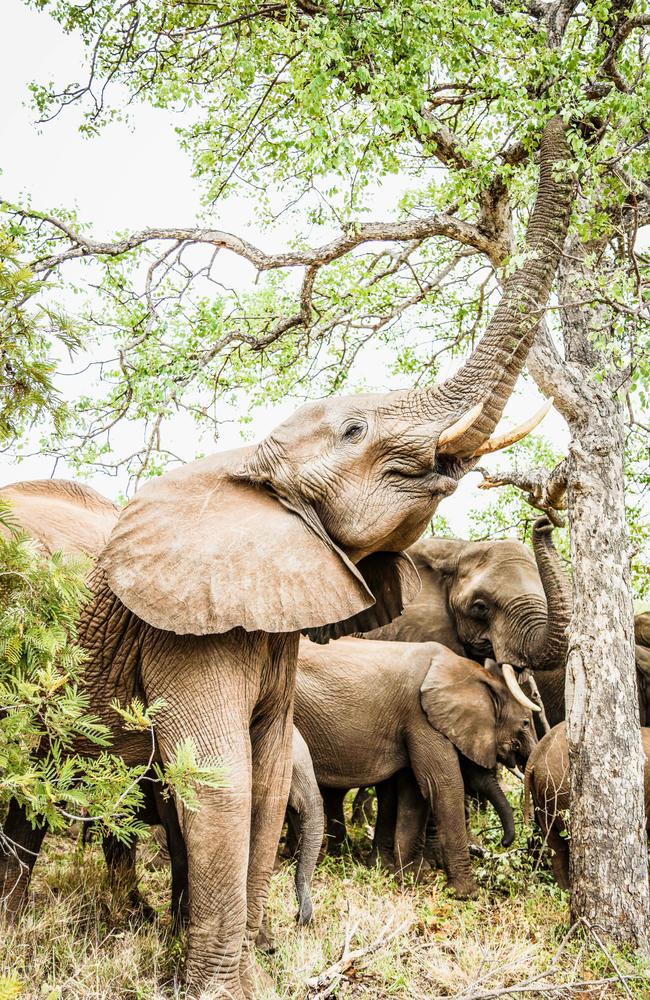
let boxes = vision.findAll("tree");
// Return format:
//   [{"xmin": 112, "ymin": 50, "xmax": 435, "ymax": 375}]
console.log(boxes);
[{"xmin": 4, "ymin": 0, "xmax": 650, "ymax": 949}]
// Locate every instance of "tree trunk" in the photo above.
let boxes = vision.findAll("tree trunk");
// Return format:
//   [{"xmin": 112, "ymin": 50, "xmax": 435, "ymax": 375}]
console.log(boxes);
[{"xmin": 564, "ymin": 396, "xmax": 650, "ymax": 949}]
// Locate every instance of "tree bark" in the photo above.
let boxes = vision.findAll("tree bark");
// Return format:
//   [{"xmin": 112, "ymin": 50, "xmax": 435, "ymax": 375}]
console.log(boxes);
[
  {"xmin": 528, "ymin": 234, "xmax": 650, "ymax": 950},
  {"xmin": 564, "ymin": 398, "xmax": 650, "ymax": 949}
]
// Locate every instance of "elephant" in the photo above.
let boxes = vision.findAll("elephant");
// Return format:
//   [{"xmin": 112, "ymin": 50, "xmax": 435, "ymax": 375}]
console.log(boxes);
[
  {"xmin": 367, "ymin": 753, "xmax": 517, "ymax": 878},
  {"xmin": 281, "ymin": 727, "xmax": 324, "ymax": 926},
  {"xmin": 294, "ymin": 637, "xmax": 537, "ymax": 898},
  {"xmin": 524, "ymin": 722, "xmax": 650, "ymax": 889},
  {"xmin": 0, "ymin": 117, "xmax": 573, "ymax": 998},
  {"xmin": 366, "ymin": 516, "xmax": 572, "ymax": 726}
]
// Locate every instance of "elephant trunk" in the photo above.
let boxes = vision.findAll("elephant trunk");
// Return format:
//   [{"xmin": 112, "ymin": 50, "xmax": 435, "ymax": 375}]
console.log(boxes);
[
  {"xmin": 462, "ymin": 761, "xmax": 516, "ymax": 848},
  {"xmin": 291, "ymin": 788, "xmax": 325, "ymax": 925},
  {"xmin": 524, "ymin": 518, "xmax": 572, "ymax": 671},
  {"xmin": 481, "ymin": 773, "xmax": 516, "ymax": 848},
  {"xmin": 412, "ymin": 117, "xmax": 574, "ymax": 456}
]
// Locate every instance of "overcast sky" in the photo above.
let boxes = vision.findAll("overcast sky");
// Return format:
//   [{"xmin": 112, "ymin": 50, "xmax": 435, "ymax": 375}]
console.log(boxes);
[{"xmin": 1, "ymin": 0, "xmax": 572, "ymax": 534}]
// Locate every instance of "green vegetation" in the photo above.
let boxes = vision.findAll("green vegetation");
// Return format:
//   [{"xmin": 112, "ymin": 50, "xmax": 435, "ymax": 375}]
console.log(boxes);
[{"xmin": 1, "ymin": 789, "xmax": 647, "ymax": 999}]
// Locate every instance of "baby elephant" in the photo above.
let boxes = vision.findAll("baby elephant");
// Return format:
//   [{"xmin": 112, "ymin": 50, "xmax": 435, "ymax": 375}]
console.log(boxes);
[
  {"xmin": 524, "ymin": 722, "xmax": 650, "ymax": 888},
  {"xmin": 295, "ymin": 637, "xmax": 537, "ymax": 899}
]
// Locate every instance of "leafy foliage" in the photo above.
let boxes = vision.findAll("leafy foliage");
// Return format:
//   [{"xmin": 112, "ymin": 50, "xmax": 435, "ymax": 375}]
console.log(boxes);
[
  {"xmin": 0, "ymin": 233, "xmax": 79, "ymax": 446},
  {"xmin": 1, "ymin": 0, "xmax": 645, "ymax": 488}
]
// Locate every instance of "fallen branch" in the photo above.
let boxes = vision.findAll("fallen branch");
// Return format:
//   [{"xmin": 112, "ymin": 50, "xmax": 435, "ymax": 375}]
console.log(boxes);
[{"xmin": 305, "ymin": 918, "xmax": 409, "ymax": 999}]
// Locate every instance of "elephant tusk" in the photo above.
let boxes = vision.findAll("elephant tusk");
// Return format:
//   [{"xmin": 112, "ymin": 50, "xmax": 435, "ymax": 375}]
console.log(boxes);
[
  {"xmin": 437, "ymin": 402, "xmax": 484, "ymax": 453},
  {"xmin": 501, "ymin": 662, "xmax": 542, "ymax": 713},
  {"xmin": 507, "ymin": 766, "xmax": 525, "ymax": 782},
  {"xmin": 470, "ymin": 399, "xmax": 553, "ymax": 457}
]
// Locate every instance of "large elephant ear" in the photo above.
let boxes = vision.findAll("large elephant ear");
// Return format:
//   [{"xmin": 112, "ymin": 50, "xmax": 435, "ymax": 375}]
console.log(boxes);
[
  {"xmin": 420, "ymin": 644, "xmax": 497, "ymax": 769},
  {"xmin": 409, "ymin": 536, "xmax": 468, "ymax": 576},
  {"xmin": 99, "ymin": 449, "xmax": 420, "ymax": 637},
  {"xmin": 302, "ymin": 550, "xmax": 420, "ymax": 644},
  {"xmin": 0, "ymin": 479, "xmax": 118, "ymax": 558}
]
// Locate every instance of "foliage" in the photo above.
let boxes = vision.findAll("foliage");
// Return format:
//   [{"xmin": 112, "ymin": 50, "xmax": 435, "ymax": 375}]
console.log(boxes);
[
  {"xmin": 0, "ymin": 502, "xmax": 226, "ymax": 843},
  {"xmin": 0, "ymin": 790, "xmax": 647, "ymax": 998},
  {"xmin": 0, "ymin": 0, "xmax": 644, "ymax": 486},
  {"xmin": 0, "ymin": 233, "xmax": 79, "ymax": 447}
]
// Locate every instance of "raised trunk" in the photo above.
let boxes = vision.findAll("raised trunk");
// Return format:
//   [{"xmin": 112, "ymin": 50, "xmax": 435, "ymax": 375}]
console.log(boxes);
[
  {"xmin": 525, "ymin": 518, "xmax": 572, "ymax": 671},
  {"xmin": 428, "ymin": 117, "xmax": 575, "ymax": 453},
  {"xmin": 565, "ymin": 401, "xmax": 650, "ymax": 951}
]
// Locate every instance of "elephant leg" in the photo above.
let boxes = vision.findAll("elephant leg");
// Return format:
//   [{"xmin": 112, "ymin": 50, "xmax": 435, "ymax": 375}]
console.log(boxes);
[
  {"xmin": 368, "ymin": 775, "xmax": 398, "ymax": 870},
  {"xmin": 101, "ymin": 833, "xmax": 156, "ymax": 922},
  {"xmin": 322, "ymin": 788, "xmax": 347, "ymax": 856},
  {"xmin": 154, "ymin": 712, "xmax": 252, "ymax": 998},
  {"xmin": 351, "ymin": 787, "xmax": 375, "ymax": 827},
  {"xmin": 0, "ymin": 799, "xmax": 47, "ymax": 919},
  {"xmin": 239, "ymin": 702, "xmax": 294, "ymax": 997},
  {"xmin": 407, "ymin": 721, "xmax": 477, "ymax": 899},
  {"xmin": 393, "ymin": 770, "xmax": 429, "ymax": 879},
  {"xmin": 152, "ymin": 783, "xmax": 190, "ymax": 933},
  {"xmin": 537, "ymin": 807, "xmax": 570, "ymax": 890}
]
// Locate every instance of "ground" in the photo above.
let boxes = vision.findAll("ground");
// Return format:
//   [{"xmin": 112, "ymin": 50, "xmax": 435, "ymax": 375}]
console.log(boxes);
[{"xmin": 1, "ymin": 789, "xmax": 648, "ymax": 1000}]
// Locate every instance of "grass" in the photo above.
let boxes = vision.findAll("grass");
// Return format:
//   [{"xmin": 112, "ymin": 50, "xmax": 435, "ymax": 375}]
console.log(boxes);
[{"xmin": 1, "ymin": 789, "xmax": 649, "ymax": 1000}]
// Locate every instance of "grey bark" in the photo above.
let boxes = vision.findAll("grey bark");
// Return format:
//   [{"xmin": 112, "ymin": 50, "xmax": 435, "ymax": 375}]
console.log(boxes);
[{"xmin": 528, "ymin": 234, "xmax": 650, "ymax": 951}]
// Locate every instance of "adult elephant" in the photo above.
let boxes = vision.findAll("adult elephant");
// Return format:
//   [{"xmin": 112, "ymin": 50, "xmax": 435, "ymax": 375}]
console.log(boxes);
[
  {"xmin": 295, "ymin": 638, "xmax": 537, "ymax": 898},
  {"xmin": 366, "ymin": 516, "xmax": 572, "ymax": 721},
  {"xmin": 0, "ymin": 117, "xmax": 573, "ymax": 999}
]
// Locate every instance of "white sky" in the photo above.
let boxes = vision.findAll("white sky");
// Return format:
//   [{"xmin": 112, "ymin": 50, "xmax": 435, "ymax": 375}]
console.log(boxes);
[{"xmin": 0, "ymin": 0, "xmax": 572, "ymax": 535}]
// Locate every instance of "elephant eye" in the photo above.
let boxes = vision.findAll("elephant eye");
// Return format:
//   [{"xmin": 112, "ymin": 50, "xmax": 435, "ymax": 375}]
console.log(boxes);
[
  {"xmin": 470, "ymin": 599, "xmax": 489, "ymax": 619},
  {"xmin": 522, "ymin": 719, "xmax": 530, "ymax": 728},
  {"xmin": 341, "ymin": 421, "xmax": 367, "ymax": 444}
]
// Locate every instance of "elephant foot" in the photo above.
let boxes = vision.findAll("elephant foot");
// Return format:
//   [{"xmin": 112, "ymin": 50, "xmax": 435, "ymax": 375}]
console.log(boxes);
[
  {"xmin": 240, "ymin": 946, "xmax": 275, "ymax": 1000},
  {"xmin": 255, "ymin": 916, "xmax": 276, "ymax": 954},
  {"xmin": 399, "ymin": 858, "xmax": 432, "ymax": 884},
  {"xmin": 446, "ymin": 874, "xmax": 478, "ymax": 900},
  {"xmin": 128, "ymin": 889, "xmax": 157, "ymax": 923},
  {"xmin": 366, "ymin": 849, "xmax": 396, "ymax": 873}
]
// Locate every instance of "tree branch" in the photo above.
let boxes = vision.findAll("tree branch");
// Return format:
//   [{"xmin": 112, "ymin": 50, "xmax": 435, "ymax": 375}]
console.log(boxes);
[{"xmin": 5, "ymin": 203, "xmax": 498, "ymax": 275}]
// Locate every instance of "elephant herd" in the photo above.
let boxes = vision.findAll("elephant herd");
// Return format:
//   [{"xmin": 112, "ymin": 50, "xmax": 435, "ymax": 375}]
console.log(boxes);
[
  {"xmin": 0, "ymin": 114, "xmax": 588, "ymax": 1000},
  {"xmin": 1, "ymin": 474, "xmax": 649, "ymax": 998}
]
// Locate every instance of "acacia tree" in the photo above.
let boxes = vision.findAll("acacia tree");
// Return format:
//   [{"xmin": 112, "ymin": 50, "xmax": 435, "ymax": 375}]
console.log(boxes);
[{"xmin": 4, "ymin": 0, "xmax": 650, "ymax": 948}]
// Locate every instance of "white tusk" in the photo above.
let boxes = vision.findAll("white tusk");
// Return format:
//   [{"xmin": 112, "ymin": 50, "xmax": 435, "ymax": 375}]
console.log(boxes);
[
  {"xmin": 437, "ymin": 402, "xmax": 484, "ymax": 453},
  {"xmin": 507, "ymin": 766, "xmax": 525, "ymax": 782},
  {"xmin": 471, "ymin": 398, "xmax": 553, "ymax": 457},
  {"xmin": 501, "ymin": 663, "xmax": 542, "ymax": 713}
]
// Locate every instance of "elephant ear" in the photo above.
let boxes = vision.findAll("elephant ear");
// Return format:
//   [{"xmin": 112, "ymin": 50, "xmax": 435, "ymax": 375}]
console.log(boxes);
[
  {"xmin": 409, "ymin": 537, "xmax": 468, "ymax": 577},
  {"xmin": 99, "ymin": 448, "xmax": 419, "ymax": 637},
  {"xmin": 420, "ymin": 644, "xmax": 497, "ymax": 769},
  {"xmin": 0, "ymin": 479, "xmax": 118, "ymax": 558},
  {"xmin": 302, "ymin": 551, "xmax": 420, "ymax": 644}
]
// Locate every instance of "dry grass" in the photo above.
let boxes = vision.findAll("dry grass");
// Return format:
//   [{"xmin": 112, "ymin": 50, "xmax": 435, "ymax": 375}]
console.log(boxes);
[{"xmin": 1, "ymin": 795, "xmax": 649, "ymax": 1000}]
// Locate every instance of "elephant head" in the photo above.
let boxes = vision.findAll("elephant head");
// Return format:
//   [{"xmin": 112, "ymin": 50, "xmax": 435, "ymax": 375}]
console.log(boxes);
[
  {"xmin": 413, "ymin": 516, "xmax": 571, "ymax": 672},
  {"xmin": 420, "ymin": 645, "xmax": 538, "ymax": 771},
  {"xmin": 99, "ymin": 118, "xmax": 573, "ymax": 641}
]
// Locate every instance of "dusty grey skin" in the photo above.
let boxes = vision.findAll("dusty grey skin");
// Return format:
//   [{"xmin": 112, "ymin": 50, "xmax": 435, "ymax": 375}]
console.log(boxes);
[
  {"xmin": 295, "ymin": 638, "xmax": 535, "ymax": 898},
  {"xmin": 0, "ymin": 119, "xmax": 573, "ymax": 999},
  {"xmin": 524, "ymin": 722, "xmax": 650, "ymax": 888},
  {"xmin": 368, "ymin": 756, "xmax": 516, "ymax": 877},
  {"xmin": 367, "ymin": 516, "xmax": 572, "ymax": 721},
  {"xmin": 285, "ymin": 727, "xmax": 324, "ymax": 925}
]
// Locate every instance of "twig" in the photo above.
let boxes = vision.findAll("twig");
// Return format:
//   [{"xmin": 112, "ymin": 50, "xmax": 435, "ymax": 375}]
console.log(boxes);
[{"xmin": 305, "ymin": 918, "xmax": 409, "ymax": 999}]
